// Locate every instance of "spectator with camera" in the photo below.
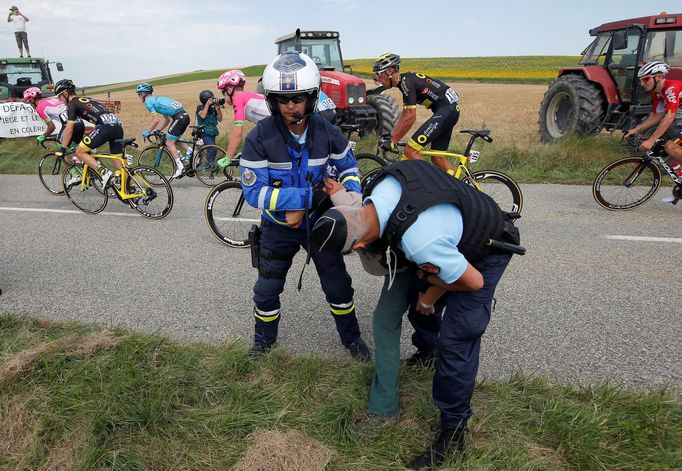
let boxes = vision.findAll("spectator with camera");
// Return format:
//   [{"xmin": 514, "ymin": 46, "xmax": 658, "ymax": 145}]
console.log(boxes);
[
  {"xmin": 7, "ymin": 5, "xmax": 29, "ymax": 57},
  {"xmin": 196, "ymin": 90, "xmax": 223, "ymax": 169}
]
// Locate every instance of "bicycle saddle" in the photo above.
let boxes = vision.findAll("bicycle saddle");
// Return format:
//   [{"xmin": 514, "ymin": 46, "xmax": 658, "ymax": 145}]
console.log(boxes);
[
  {"xmin": 460, "ymin": 129, "xmax": 493, "ymax": 142},
  {"xmin": 115, "ymin": 138, "xmax": 137, "ymax": 147}
]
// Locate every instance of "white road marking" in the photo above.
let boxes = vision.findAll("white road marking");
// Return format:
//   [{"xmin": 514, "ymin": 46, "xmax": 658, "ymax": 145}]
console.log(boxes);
[
  {"xmin": 213, "ymin": 217, "xmax": 261, "ymax": 223},
  {"xmin": 605, "ymin": 235, "xmax": 682, "ymax": 244},
  {"xmin": 0, "ymin": 206, "xmax": 138, "ymax": 217}
]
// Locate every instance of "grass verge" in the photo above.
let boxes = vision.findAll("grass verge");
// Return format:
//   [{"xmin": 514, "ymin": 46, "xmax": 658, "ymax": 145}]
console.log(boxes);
[
  {"xmin": 0, "ymin": 133, "xmax": 631, "ymax": 185},
  {"xmin": 1, "ymin": 314, "xmax": 680, "ymax": 470}
]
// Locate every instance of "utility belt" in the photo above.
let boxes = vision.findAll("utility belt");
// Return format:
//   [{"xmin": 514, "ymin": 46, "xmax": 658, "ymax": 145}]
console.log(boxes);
[{"xmin": 485, "ymin": 212, "xmax": 525, "ymax": 256}]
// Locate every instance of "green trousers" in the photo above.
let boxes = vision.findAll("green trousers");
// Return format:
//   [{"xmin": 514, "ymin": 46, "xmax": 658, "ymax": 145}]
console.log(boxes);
[{"xmin": 367, "ymin": 270, "xmax": 417, "ymax": 417}]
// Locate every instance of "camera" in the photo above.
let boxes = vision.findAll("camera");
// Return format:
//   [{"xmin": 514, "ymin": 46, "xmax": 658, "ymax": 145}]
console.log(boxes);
[{"xmin": 212, "ymin": 98, "xmax": 225, "ymax": 106}]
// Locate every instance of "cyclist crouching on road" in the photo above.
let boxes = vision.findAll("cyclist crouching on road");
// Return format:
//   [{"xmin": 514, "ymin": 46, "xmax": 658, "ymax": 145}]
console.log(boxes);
[
  {"xmin": 311, "ymin": 160, "xmax": 523, "ymax": 469},
  {"xmin": 54, "ymin": 79, "xmax": 124, "ymax": 188},
  {"xmin": 373, "ymin": 53, "xmax": 461, "ymax": 174},
  {"xmin": 625, "ymin": 61, "xmax": 682, "ymax": 203},
  {"xmin": 239, "ymin": 51, "xmax": 371, "ymax": 361},
  {"xmin": 136, "ymin": 83, "xmax": 191, "ymax": 178}
]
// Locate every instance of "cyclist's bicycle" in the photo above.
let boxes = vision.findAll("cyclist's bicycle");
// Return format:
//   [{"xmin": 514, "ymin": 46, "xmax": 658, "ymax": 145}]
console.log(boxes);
[
  {"xmin": 37, "ymin": 137, "xmax": 82, "ymax": 195},
  {"xmin": 593, "ymin": 136, "xmax": 682, "ymax": 209},
  {"xmin": 204, "ymin": 155, "xmax": 260, "ymax": 247},
  {"xmin": 355, "ymin": 130, "xmax": 523, "ymax": 214},
  {"xmin": 137, "ymin": 126, "xmax": 228, "ymax": 186},
  {"xmin": 62, "ymin": 138, "xmax": 174, "ymax": 219}
]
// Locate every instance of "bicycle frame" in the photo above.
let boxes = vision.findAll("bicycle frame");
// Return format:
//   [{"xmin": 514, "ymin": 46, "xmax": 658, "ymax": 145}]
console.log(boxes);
[{"xmin": 85, "ymin": 153, "xmax": 147, "ymax": 201}]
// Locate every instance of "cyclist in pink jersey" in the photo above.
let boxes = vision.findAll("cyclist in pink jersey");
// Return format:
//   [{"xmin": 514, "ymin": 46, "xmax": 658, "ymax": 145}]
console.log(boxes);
[
  {"xmin": 24, "ymin": 87, "xmax": 85, "ymax": 152},
  {"xmin": 217, "ymin": 69, "xmax": 269, "ymax": 160},
  {"xmin": 625, "ymin": 61, "xmax": 682, "ymax": 202}
]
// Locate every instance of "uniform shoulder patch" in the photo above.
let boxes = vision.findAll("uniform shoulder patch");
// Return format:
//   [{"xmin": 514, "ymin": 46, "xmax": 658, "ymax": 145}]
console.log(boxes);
[
  {"xmin": 241, "ymin": 168, "xmax": 257, "ymax": 187},
  {"xmin": 418, "ymin": 263, "xmax": 440, "ymax": 274}
]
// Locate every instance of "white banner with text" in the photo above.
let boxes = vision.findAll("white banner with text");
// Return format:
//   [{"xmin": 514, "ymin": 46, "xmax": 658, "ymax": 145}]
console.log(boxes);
[{"xmin": 0, "ymin": 102, "xmax": 48, "ymax": 138}]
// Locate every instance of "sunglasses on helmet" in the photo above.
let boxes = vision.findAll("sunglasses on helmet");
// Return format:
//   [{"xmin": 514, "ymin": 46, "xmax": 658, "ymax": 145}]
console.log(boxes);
[{"xmin": 274, "ymin": 93, "xmax": 307, "ymax": 105}]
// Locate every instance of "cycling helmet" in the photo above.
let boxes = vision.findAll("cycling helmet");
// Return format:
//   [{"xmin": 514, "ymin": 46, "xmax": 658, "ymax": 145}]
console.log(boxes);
[
  {"xmin": 136, "ymin": 82, "xmax": 153, "ymax": 94},
  {"xmin": 261, "ymin": 51, "xmax": 320, "ymax": 116},
  {"xmin": 217, "ymin": 69, "xmax": 246, "ymax": 90},
  {"xmin": 637, "ymin": 61, "xmax": 670, "ymax": 78},
  {"xmin": 373, "ymin": 53, "xmax": 401, "ymax": 73},
  {"xmin": 54, "ymin": 79, "xmax": 76, "ymax": 95},
  {"xmin": 23, "ymin": 86, "xmax": 43, "ymax": 102},
  {"xmin": 199, "ymin": 89, "xmax": 214, "ymax": 104}
]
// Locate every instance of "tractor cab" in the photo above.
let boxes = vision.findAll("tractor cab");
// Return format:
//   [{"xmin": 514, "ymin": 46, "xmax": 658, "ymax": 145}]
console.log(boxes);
[
  {"xmin": 0, "ymin": 57, "xmax": 63, "ymax": 100},
  {"xmin": 276, "ymin": 31, "xmax": 345, "ymax": 71}
]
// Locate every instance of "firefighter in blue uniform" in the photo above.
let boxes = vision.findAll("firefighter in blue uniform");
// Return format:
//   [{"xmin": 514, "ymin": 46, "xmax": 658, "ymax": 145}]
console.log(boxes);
[{"xmin": 239, "ymin": 51, "xmax": 371, "ymax": 360}]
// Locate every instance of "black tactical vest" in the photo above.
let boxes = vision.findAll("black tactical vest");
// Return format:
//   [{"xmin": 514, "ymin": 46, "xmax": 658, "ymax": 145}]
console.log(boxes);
[{"xmin": 362, "ymin": 160, "xmax": 506, "ymax": 264}]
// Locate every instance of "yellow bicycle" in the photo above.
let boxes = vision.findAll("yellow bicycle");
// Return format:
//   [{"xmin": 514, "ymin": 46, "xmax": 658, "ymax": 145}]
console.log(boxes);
[
  {"xmin": 62, "ymin": 138, "xmax": 174, "ymax": 219},
  {"xmin": 356, "ymin": 130, "xmax": 523, "ymax": 213}
]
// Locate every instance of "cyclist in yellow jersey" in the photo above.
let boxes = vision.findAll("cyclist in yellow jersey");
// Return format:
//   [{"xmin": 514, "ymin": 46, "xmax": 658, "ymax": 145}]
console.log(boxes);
[{"xmin": 373, "ymin": 53, "xmax": 461, "ymax": 174}]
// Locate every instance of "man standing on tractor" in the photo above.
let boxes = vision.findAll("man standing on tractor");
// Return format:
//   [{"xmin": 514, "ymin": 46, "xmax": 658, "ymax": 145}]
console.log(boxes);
[
  {"xmin": 372, "ymin": 53, "xmax": 461, "ymax": 174},
  {"xmin": 136, "ymin": 82, "xmax": 192, "ymax": 178},
  {"xmin": 625, "ymin": 61, "xmax": 682, "ymax": 203},
  {"xmin": 238, "ymin": 51, "xmax": 370, "ymax": 361}
]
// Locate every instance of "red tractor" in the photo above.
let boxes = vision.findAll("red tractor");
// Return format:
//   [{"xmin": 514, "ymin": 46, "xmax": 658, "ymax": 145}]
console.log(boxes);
[
  {"xmin": 539, "ymin": 12, "xmax": 682, "ymax": 142},
  {"xmin": 272, "ymin": 29, "xmax": 399, "ymax": 136}
]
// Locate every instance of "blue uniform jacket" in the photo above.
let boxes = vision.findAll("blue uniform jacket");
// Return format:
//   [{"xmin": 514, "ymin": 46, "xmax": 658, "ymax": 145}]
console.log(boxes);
[{"xmin": 240, "ymin": 114, "xmax": 361, "ymax": 227}]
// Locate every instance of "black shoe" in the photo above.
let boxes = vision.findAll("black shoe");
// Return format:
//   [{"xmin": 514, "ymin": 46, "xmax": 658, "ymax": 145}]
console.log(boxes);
[
  {"xmin": 346, "ymin": 338, "xmax": 371, "ymax": 362},
  {"xmin": 408, "ymin": 427, "xmax": 466, "ymax": 469},
  {"xmin": 404, "ymin": 349, "xmax": 437, "ymax": 369},
  {"xmin": 248, "ymin": 343, "xmax": 271, "ymax": 356}
]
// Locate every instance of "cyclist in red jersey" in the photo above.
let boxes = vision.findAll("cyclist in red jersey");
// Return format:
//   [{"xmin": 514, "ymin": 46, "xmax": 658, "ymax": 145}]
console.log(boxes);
[{"xmin": 625, "ymin": 61, "xmax": 682, "ymax": 202}]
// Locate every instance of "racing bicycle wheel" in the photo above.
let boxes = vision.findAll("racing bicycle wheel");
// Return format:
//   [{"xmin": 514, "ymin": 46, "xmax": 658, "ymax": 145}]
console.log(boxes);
[
  {"xmin": 592, "ymin": 157, "xmax": 661, "ymax": 210},
  {"xmin": 354, "ymin": 153, "xmax": 387, "ymax": 178},
  {"xmin": 193, "ymin": 144, "xmax": 228, "ymax": 187},
  {"xmin": 470, "ymin": 170, "xmax": 523, "ymax": 214},
  {"xmin": 126, "ymin": 166, "xmax": 174, "ymax": 219},
  {"xmin": 137, "ymin": 145, "xmax": 176, "ymax": 182},
  {"xmin": 62, "ymin": 164, "xmax": 108, "ymax": 214},
  {"xmin": 205, "ymin": 181, "xmax": 260, "ymax": 248},
  {"xmin": 38, "ymin": 152, "xmax": 66, "ymax": 195}
]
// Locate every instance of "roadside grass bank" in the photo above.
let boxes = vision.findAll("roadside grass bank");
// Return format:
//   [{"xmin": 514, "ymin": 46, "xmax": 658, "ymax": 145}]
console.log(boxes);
[
  {"xmin": 1, "ymin": 314, "xmax": 680, "ymax": 470},
  {"xmin": 0, "ymin": 134, "xmax": 629, "ymax": 186}
]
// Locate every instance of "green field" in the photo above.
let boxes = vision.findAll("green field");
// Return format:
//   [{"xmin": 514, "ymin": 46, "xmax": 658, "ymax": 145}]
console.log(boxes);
[{"xmin": 2, "ymin": 314, "xmax": 680, "ymax": 470}]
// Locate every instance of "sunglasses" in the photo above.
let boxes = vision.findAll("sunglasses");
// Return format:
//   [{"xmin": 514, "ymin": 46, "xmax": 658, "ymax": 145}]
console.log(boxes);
[{"xmin": 274, "ymin": 94, "xmax": 307, "ymax": 105}]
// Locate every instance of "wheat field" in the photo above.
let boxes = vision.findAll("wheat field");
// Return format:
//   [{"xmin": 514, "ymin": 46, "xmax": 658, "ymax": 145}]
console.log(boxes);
[{"xmin": 90, "ymin": 77, "xmax": 548, "ymax": 148}]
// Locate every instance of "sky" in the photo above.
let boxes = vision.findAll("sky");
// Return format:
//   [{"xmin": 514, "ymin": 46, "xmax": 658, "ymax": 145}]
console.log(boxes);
[{"xmin": 2, "ymin": 0, "xmax": 680, "ymax": 86}]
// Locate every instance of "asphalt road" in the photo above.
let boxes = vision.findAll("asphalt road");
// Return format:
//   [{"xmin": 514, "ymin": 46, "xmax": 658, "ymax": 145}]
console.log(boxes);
[{"xmin": 1, "ymin": 174, "xmax": 680, "ymax": 391}]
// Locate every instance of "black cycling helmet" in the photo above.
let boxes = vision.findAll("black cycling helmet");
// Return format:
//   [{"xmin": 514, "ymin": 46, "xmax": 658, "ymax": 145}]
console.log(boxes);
[
  {"xmin": 199, "ymin": 89, "xmax": 214, "ymax": 104},
  {"xmin": 310, "ymin": 208, "xmax": 352, "ymax": 253},
  {"xmin": 373, "ymin": 53, "xmax": 401, "ymax": 73},
  {"xmin": 54, "ymin": 79, "xmax": 76, "ymax": 95}
]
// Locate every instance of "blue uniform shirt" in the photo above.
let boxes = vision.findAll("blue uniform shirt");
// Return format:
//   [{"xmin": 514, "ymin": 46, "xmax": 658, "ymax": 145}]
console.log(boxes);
[
  {"xmin": 144, "ymin": 96, "xmax": 184, "ymax": 116},
  {"xmin": 365, "ymin": 175, "xmax": 468, "ymax": 284}
]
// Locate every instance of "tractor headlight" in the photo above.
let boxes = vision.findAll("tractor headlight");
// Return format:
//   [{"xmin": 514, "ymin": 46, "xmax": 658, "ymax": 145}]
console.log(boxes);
[
  {"xmin": 348, "ymin": 97, "xmax": 355, "ymax": 104},
  {"xmin": 358, "ymin": 97, "xmax": 364, "ymax": 103}
]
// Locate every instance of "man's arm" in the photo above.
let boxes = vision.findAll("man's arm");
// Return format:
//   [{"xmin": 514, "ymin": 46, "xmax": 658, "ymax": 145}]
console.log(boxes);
[
  {"xmin": 625, "ymin": 112, "xmax": 663, "ymax": 138},
  {"xmin": 7, "ymin": 13, "xmax": 12, "ymax": 22},
  {"xmin": 197, "ymin": 104, "xmax": 210, "ymax": 119},
  {"xmin": 43, "ymin": 121, "xmax": 55, "ymax": 137},
  {"xmin": 226, "ymin": 124, "xmax": 244, "ymax": 158},
  {"xmin": 391, "ymin": 107, "xmax": 417, "ymax": 143},
  {"xmin": 215, "ymin": 105, "xmax": 223, "ymax": 122},
  {"xmin": 19, "ymin": 13, "xmax": 27, "ymax": 21},
  {"xmin": 60, "ymin": 122, "xmax": 74, "ymax": 150}
]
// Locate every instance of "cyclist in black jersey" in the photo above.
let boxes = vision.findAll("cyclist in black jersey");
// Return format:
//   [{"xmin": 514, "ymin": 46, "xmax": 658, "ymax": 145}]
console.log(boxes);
[
  {"xmin": 373, "ymin": 53, "xmax": 461, "ymax": 173},
  {"xmin": 55, "ymin": 79, "xmax": 124, "ymax": 188}
]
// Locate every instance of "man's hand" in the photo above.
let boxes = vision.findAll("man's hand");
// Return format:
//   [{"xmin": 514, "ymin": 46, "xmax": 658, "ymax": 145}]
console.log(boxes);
[
  {"xmin": 624, "ymin": 129, "xmax": 638, "ymax": 139},
  {"xmin": 639, "ymin": 138, "xmax": 655, "ymax": 151},
  {"xmin": 286, "ymin": 210, "xmax": 305, "ymax": 228},
  {"xmin": 36, "ymin": 135, "xmax": 46, "ymax": 144},
  {"xmin": 321, "ymin": 178, "xmax": 343, "ymax": 196},
  {"xmin": 416, "ymin": 292, "xmax": 435, "ymax": 316},
  {"xmin": 378, "ymin": 134, "xmax": 397, "ymax": 153},
  {"xmin": 142, "ymin": 130, "xmax": 150, "ymax": 138}
]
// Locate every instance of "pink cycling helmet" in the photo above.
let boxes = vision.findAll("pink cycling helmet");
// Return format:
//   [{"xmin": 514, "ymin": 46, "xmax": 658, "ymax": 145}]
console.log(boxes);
[
  {"xmin": 23, "ymin": 87, "xmax": 43, "ymax": 102},
  {"xmin": 217, "ymin": 69, "xmax": 246, "ymax": 90}
]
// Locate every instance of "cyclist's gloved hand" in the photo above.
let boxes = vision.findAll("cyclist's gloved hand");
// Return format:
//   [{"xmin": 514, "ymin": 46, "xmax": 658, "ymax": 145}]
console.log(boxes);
[
  {"xmin": 36, "ymin": 135, "xmax": 46, "ymax": 144},
  {"xmin": 54, "ymin": 150, "xmax": 63, "ymax": 158},
  {"xmin": 217, "ymin": 156, "xmax": 232, "ymax": 169},
  {"xmin": 379, "ymin": 135, "xmax": 397, "ymax": 153},
  {"xmin": 142, "ymin": 130, "xmax": 150, "ymax": 138}
]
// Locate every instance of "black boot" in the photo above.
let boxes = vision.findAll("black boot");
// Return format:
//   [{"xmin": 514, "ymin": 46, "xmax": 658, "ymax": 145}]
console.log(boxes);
[
  {"xmin": 404, "ymin": 349, "xmax": 437, "ymax": 369},
  {"xmin": 408, "ymin": 426, "xmax": 465, "ymax": 469},
  {"xmin": 346, "ymin": 337, "xmax": 371, "ymax": 362}
]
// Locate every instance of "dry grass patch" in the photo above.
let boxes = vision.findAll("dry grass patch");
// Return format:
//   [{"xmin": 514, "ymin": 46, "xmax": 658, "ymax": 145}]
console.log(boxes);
[
  {"xmin": 232, "ymin": 429, "xmax": 333, "ymax": 471},
  {"xmin": 0, "ymin": 331, "xmax": 121, "ymax": 387},
  {"xmin": 0, "ymin": 395, "xmax": 38, "ymax": 460}
]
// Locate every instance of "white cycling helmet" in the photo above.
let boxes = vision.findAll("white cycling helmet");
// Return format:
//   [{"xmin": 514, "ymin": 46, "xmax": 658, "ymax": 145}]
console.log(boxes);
[
  {"xmin": 261, "ymin": 51, "xmax": 320, "ymax": 116},
  {"xmin": 637, "ymin": 61, "xmax": 670, "ymax": 78}
]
